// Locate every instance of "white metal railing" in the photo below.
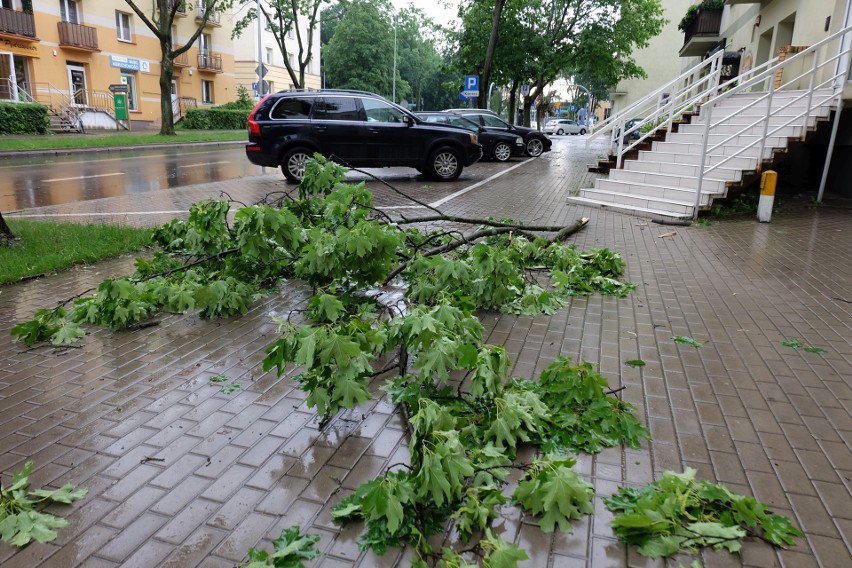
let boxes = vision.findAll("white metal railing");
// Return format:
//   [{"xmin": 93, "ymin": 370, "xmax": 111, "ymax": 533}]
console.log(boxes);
[
  {"xmin": 692, "ymin": 24, "xmax": 852, "ymax": 216},
  {"xmin": 588, "ymin": 50, "xmax": 727, "ymax": 168}
]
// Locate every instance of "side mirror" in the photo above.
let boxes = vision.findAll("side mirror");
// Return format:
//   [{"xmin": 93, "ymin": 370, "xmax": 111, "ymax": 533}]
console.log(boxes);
[{"xmin": 403, "ymin": 115, "xmax": 413, "ymax": 126}]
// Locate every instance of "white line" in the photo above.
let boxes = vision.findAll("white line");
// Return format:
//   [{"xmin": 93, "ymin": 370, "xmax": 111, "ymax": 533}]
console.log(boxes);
[
  {"xmin": 43, "ymin": 172, "xmax": 126, "ymax": 183},
  {"xmin": 429, "ymin": 159, "xmax": 532, "ymax": 208},
  {"xmin": 6, "ymin": 211, "xmax": 187, "ymax": 218},
  {"xmin": 179, "ymin": 161, "xmax": 231, "ymax": 168},
  {"xmin": 378, "ymin": 205, "xmax": 428, "ymax": 210}
]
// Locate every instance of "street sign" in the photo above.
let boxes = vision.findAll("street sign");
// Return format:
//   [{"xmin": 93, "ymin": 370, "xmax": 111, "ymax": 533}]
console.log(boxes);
[
  {"xmin": 570, "ymin": 104, "xmax": 576, "ymax": 112},
  {"xmin": 255, "ymin": 64, "xmax": 268, "ymax": 78},
  {"xmin": 108, "ymin": 83, "xmax": 128, "ymax": 93},
  {"xmin": 554, "ymin": 101, "xmax": 561, "ymax": 109},
  {"xmin": 463, "ymin": 74, "xmax": 479, "ymax": 98},
  {"xmin": 113, "ymin": 94, "xmax": 128, "ymax": 120},
  {"xmin": 520, "ymin": 84, "xmax": 530, "ymax": 95}
]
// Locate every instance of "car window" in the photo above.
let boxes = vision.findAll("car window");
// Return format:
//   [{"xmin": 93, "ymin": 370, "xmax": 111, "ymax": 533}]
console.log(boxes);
[
  {"xmin": 270, "ymin": 97, "xmax": 313, "ymax": 120},
  {"xmin": 480, "ymin": 114, "xmax": 508, "ymax": 128},
  {"xmin": 447, "ymin": 116, "xmax": 478, "ymax": 131},
  {"xmin": 314, "ymin": 97, "xmax": 362, "ymax": 121},
  {"xmin": 362, "ymin": 98, "xmax": 405, "ymax": 123}
]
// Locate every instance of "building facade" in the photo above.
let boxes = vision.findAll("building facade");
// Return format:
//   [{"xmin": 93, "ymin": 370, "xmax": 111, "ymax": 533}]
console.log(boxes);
[
  {"xmin": 0, "ymin": 0, "xmax": 237, "ymax": 129},
  {"xmin": 231, "ymin": 1, "xmax": 321, "ymax": 98}
]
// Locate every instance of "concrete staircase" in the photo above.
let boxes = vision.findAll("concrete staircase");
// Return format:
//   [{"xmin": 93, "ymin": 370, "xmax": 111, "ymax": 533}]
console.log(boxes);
[{"xmin": 568, "ymin": 89, "xmax": 837, "ymax": 220}]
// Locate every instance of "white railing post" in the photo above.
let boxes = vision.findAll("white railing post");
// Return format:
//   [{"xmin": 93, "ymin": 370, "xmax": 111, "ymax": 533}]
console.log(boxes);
[
  {"xmin": 756, "ymin": 79, "xmax": 775, "ymax": 173},
  {"xmin": 693, "ymin": 104, "xmax": 713, "ymax": 220},
  {"xmin": 801, "ymin": 48, "xmax": 820, "ymax": 140}
]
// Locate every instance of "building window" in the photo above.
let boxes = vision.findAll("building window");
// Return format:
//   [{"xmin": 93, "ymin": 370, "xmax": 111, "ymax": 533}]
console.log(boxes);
[
  {"xmin": 60, "ymin": 0, "xmax": 79, "ymax": 24},
  {"xmin": 202, "ymin": 80, "xmax": 213, "ymax": 104},
  {"xmin": 116, "ymin": 11, "xmax": 132, "ymax": 42},
  {"xmin": 265, "ymin": 48, "xmax": 272, "ymax": 65},
  {"xmin": 120, "ymin": 72, "xmax": 137, "ymax": 111}
]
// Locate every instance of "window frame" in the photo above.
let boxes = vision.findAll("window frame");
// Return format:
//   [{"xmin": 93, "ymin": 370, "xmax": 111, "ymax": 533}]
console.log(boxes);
[
  {"xmin": 116, "ymin": 11, "xmax": 132, "ymax": 42},
  {"xmin": 201, "ymin": 80, "xmax": 214, "ymax": 104},
  {"xmin": 120, "ymin": 72, "xmax": 137, "ymax": 111}
]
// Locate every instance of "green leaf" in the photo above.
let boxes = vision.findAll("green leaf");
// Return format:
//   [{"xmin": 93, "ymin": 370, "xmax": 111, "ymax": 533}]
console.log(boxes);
[
  {"xmin": 209, "ymin": 375, "xmax": 228, "ymax": 383},
  {"xmin": 481, "ymin": 529, "xmax": 528, "ymax": 568},
  {"xmin": 221, "ymin": 383, "xmax": 242, "ymax": 394},
  {"xmin": 781, "ymin": 338, "xmax": 803, "ymax": 349},
  {"xmin": 761, "ymin": 514, "xmax": 804, "ymax": 547},
  {"xmin": 803, "ymin": 346, "xmax": 826, "ymax": 355},
  {"xmin": 625, "ymin": 359, "xmax": 646, "ymax": 367},
  {"xmin": 672, "ymin": 336, "xmax": 703, "ymax": 348}
]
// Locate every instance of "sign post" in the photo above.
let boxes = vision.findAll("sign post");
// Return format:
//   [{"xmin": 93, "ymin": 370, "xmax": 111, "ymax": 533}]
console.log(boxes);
[{"xmin": 461, "ymin": 75, "xmax": 479, "ymax": 100}]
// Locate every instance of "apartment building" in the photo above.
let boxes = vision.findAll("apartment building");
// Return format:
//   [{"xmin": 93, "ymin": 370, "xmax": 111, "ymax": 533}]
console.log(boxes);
[
  {"xmin": 0, "ymin": 0, "xmax": 236, "ymax": 129},
  {"xmin": 231, "ymin": 1, "xmax": 321, "ymax": 98}
]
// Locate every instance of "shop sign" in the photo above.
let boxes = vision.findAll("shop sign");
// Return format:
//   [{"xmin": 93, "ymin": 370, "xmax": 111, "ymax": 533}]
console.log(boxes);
[
  {"xmin": 109, "ymin": 55, "xmax": 150, "ymax": 72},
  {"xmin": 2, "ymin": 38, "xmax": 40, "ymax": 58}
]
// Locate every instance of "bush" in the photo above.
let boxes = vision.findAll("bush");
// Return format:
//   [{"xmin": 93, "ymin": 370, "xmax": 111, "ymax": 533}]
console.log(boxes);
[
  {"xmin": 182, "ymin": 107, "xmax": 249, "ymax": 130},
  {"xmin": 0, "ymin": 103, "xmax": 51, "ymax": 135}
]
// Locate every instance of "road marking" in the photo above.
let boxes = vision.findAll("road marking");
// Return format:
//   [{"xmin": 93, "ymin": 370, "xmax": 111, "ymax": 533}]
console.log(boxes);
[
  {"xmin": 378, "ymin": 205, "xmax": 428, "ymax": 210},
  {"xmin": 0, "ymin": 149, "xmax": 238, "ymax": 169},
  {"xmin": 179, "ymin": 161, "xmax": 231, "ymax": 168},
  {"xmin": 429, "ymin": 159, "xmax": 533, "ymax": 208},
  {"xmin": 43, "ymin": 172, "xmax": 126, "ymax": 183},
  {"xmin": 6, "ymin": 211, "xmax": 187, "ymax": 218}
]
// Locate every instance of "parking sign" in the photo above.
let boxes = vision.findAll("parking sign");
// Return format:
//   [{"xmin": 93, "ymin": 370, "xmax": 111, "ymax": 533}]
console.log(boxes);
[{"xmin": 462, "ymin": 75, "xmax": 479, "ymax": 98}]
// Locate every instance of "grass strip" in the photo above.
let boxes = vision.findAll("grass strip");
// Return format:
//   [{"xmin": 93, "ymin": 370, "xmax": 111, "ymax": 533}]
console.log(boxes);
[
  {"xmin": 1, "ymin": 220, "xmax": 153, "ymax": 285},
  {"xmin": 0, "ymin": 131, "xmax": 245, "ymax": 152}
]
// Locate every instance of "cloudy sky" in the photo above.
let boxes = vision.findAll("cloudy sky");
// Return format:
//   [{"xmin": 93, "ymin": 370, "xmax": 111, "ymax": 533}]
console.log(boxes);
[{"xmin": 395, "ymin": 0, "xmax": 460, "ymax": 27}]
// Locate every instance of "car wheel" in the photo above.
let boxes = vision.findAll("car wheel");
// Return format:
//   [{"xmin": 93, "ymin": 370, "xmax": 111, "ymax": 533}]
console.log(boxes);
[
  {"xmin": 579, "ymin": 128, "xmax": 587, "ymax": 135},
  {"xmin": 526, "ymin": 137, "xmax": 545, "ymax": 157},
  {"xmin": 281, "ymin": 147, "xmax": 312, "ymax": 183},
  {"xmin": 557, "ymin": 128, "xmax": 564, "ymax": 136},
  {"xmin": 492, "ymin": 142, "xmax": 512, "ymax": 162},
  {"xmin": 426, "ymin": 147, "xmax": 463, "ymax": 181}
]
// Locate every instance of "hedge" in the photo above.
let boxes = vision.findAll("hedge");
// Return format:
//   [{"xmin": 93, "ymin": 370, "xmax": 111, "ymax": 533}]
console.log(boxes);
[
  {"xmin": 182, "ymin": 107, "xmax": 250, "ymax": 130},
  {"xmin": 0, "ymin": 103, "xmax": 51, "ymax": 135}
]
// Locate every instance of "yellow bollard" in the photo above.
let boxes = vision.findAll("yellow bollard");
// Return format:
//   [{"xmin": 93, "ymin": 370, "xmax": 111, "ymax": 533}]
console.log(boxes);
[{"xmin": 757, "ymin": 170, "xmax": 777, "ymax": 223}]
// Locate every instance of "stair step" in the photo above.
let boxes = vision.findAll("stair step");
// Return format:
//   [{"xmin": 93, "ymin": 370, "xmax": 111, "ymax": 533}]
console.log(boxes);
[
  {"xmin": 676, "ymin": 121, "xmax": 810, "ymax": 136},
  {"xmin": 607, "ymin": 170, "xmax": 730, "ymax": 192},
  {"xmin": 593, "ymin": 180, "xmax": 722, "ymax": 205},
  {"xmin": 565, "ymin": 194, "xmax": 695, "ymax": 220},
  {"xmin": 651, "ymin": 140, "xmax": 783, "ymax": 159},
  {"xmin": 665, "ymin": 132, "xmax": 794, "ymax": 146},
  {"xmin": 637, "ymin": 150, "xmax": 759, "ymax": 171},
  {"xmin": 624, "ymin": 159, "xmax": 743, "ymax": 181}
]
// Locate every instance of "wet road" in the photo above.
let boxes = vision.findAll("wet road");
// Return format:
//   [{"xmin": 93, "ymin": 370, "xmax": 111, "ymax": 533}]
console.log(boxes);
[{"xmin": 0, "ymin": 145, "xmax": 272, "ymax": 212}]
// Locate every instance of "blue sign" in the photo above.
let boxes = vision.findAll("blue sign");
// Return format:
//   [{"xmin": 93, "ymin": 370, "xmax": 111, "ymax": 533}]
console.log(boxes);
[
  {"xmin": 570, "ymin": 104, "xmax": 576, "ymax": 112},
  {"xmin": 462, "ymin": 75, "xmax": 479, "ymax": 98},
  {"xmin": 109, "ymin": 55, "xmax": 150, "ymax": 72}
]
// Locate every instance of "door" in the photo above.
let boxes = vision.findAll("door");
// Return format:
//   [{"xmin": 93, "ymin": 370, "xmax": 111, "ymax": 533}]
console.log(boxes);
[
  {"xmin": 0, "ymin": 52, "xmax": 15, "ymax": 101},
  {"xmin": 171, "ymin": 78, "xmax": 179, "ymax": 118},
  {"xmin": 67, "ymin": 64, "xmax": 87, "ymax": 106},
  {"xmin": 312, "ymin": 96, "xmax": 366, "ymax": 163},
  {"xmin": 360, "ymin": 97, "xmax": 419, "ymax": 164}
]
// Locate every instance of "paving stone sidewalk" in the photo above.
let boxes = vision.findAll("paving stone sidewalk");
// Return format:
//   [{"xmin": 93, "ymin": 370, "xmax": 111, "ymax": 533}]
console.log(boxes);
[{"xmin": 1, "ymin": 138, "xmax": 850, "ymax": 567}]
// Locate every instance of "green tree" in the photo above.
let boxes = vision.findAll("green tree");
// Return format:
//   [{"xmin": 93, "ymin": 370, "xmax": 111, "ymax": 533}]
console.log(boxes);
[
  {"xmin": 456, "ymin": 0, "xmax": 666, "ymax": 125},
  {"xmin": 232, "ymin": 0, "xmax": 327, "ymax": 90},
  {"xmin": 123, "ymin": 0, "xmax": 232, "ymax": 135}
]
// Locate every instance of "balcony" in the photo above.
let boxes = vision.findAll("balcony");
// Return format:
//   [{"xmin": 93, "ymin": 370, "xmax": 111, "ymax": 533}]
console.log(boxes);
[
  {"xmin": 679, "ymin": 8, "xmax": 723, "ymax": 57},
  {"xmin": 0, "ymin": 7, "xmax": 36, "ymax": 39},
  {"xmin": 196, "ymin": 6, "xmax": 221, "ymax": 26},
  {"xmin": 173, "ymin": 45, "xmax": 190, "ymax": 67},
  {"xmin": 58, "ymin": 21, "xmax": 99, "ymax": 52},
  {"xmin": 197, "ymin": 52, "xmax": 222, "ymax": 72},
  {"xmin": 171, "ymin": 0, "xmax": 187, "ymax": 16}
]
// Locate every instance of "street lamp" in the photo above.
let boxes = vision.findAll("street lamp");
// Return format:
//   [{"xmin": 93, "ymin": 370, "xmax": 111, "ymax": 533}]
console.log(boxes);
[{"xmin": 392, "ymin": 19, "xmax": 397, "ymax": 103}]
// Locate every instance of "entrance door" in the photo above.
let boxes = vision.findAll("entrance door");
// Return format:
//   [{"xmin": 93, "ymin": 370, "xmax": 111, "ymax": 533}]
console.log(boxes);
[
  {"xmin": 0, "ymin": 52, "xmax": 16, "ymax": 102},
  {"xmin": 67, "ymin": 64, "xmax": 87, "ymax": 106}
]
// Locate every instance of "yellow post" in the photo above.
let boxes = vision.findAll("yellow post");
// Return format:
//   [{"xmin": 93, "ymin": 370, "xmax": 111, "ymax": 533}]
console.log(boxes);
[{"xmin": 757, "ymin": 170, "xmax": 777, "ymax": 222}]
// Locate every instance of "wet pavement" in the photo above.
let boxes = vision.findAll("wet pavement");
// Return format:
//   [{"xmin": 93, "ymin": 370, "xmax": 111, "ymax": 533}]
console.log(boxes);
[{"xmin": 1, "ymin": 136, "xmax": 850, "ymax": 567}]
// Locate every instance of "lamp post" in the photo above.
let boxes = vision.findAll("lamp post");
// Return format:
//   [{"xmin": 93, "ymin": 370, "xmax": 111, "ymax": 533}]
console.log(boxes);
[{"xmin": 392, "ymin": 19, "xmax": 397, "ymax": 103}]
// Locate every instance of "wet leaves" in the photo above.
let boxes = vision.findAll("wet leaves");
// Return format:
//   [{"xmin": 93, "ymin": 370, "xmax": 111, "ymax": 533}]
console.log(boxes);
[
  {"xmin": 672, "ymin": 336, "xmax": 703, "ymax": 348},
  {"xmin": 625, "ymin": 359, "xmax": 646, "ymax": 367},
  {"xmin": 782, "ymin": 338, "xmax": 827, "ymax": 355}
]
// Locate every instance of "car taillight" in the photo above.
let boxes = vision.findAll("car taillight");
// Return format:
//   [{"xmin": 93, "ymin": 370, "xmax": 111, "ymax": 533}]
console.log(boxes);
[{"xmin": 247, "ymin": 96, "xmax": 269, "ymax": 136}]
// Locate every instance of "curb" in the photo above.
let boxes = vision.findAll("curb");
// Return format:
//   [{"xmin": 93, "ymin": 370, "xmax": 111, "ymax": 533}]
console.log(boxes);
[{"xmin": 0, "ymin": 139, "xmax": 246, "ymax": 159}]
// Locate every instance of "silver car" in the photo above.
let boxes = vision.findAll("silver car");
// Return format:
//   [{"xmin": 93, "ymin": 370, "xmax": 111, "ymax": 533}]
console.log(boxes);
[{"xmin": 543, "ymin": 119, "xmax": 587, "ymax": 135}]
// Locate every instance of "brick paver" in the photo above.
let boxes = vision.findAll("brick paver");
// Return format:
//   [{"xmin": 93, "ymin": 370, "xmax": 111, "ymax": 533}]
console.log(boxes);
[{"xmin": 1, "ymin": 137, "xmax": 851, "ymax": 567}]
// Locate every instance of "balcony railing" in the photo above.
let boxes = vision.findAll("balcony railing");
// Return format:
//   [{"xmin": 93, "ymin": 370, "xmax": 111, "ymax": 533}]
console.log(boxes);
[
  {"xmin": 173, "ymin": 46, "xmax": 190, "ymax": 67},
  {"xmin": 171, "ymin": 0, "xmax": 187, "ymax": 15},
  {"xmin": 0, "ymin": 7, "xmax": 36, "ymax": 38},
  {"xmin": 197, "ymin": 52, "xmax": 222, "ymax": 72},
  {"xmin": 58, "ymin": 21, "xmax": 99, "ymax": 51},
  {"xmin": 196, "ymin": 6, "xmax": 221, "ymax": 26},
  {"xmin": 682, "ymin": 9, "xmax": 723, "ymax": 46}
]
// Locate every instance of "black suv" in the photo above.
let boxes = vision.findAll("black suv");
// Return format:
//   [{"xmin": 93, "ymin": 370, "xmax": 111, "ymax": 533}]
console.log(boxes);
[
  {"xmin": 444, "ymin": 108, "xmax": 552, "ymax": 157},
  {"xmin": 246, "ymin": 90, "xmax": 483, "ymax": 182}
]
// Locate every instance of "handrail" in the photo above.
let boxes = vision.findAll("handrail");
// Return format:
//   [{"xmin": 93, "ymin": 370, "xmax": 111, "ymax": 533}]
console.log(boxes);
[{"xmin": 690, "ymin": 23, "xmax": 852, "ymax": 217}]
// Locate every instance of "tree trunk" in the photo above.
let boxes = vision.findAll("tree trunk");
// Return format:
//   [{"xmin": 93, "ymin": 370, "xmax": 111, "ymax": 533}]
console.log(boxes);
[
  {"xmin": 508, "ymin": 81, "xmax": 518, "ymax": 125},
  {"xmin": 479, "ymin": 0, "xmax": 505, "ymax": 110},
  {"xmin": 159, "ymin": 39, "xmax": 176, "ymax": 135},
  {"xmin": 0, "ymin": 211, "xmax": 17, "ymax": 246}
]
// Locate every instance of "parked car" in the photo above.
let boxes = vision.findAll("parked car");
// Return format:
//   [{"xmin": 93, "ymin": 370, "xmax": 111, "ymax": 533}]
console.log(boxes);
[
  {"xmin": 246, "ymin": 90, "xmax": 483, "ymax": 182},
  {"xmin": 543, "ymin": 119, "xmax": 587, "ymax": 136},
  {"xmin": 416, "ymin": 111, "xmax": 525, "ymax": 162},
  {"xmin": 444, "ymin": 108, "xmax": 552, "ymax": 157},
  {"xmin": 617, "ymin": 118, "xmax": 644, "ymax": 142}
]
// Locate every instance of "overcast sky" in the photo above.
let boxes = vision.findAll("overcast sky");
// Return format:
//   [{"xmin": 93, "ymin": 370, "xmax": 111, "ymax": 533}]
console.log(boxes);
[{"xmin": 395, "ymin": 0, "xmax": 460, "ymax": 27}]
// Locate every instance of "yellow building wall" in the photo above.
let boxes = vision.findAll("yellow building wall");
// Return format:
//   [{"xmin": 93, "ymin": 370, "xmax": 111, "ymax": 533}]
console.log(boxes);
[{"xmin": 14, "ymin": 1, "xmax": 237, "ymax": 128}]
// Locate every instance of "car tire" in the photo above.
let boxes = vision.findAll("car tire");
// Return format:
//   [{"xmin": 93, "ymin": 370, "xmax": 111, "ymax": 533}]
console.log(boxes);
[
  {"xmin": 426, "ymin": 147, "xmax": 463, "ymax": 181},
  {"xmin": 579, "ymin": 128, "xmax": 587, "ymax": 135},
  {"xmin": 556, "ymin": 128, "xmax": 564, "ymax": 135},
  {"xmin": 492, "ymin": 142, "xmax": 512, "ymax": 162},
  {"xmin": 526, "ymin": 137, "xmax": 545, "ymax": 157},
  {"xmin": 281, "ymin": 147, "xmax": 312, "ymax": 183}
]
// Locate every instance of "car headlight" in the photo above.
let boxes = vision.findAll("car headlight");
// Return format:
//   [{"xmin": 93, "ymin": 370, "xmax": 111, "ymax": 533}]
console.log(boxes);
[{"xmin": 515, "ymin": 136, "xmax": 523, "ymax": 144}]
